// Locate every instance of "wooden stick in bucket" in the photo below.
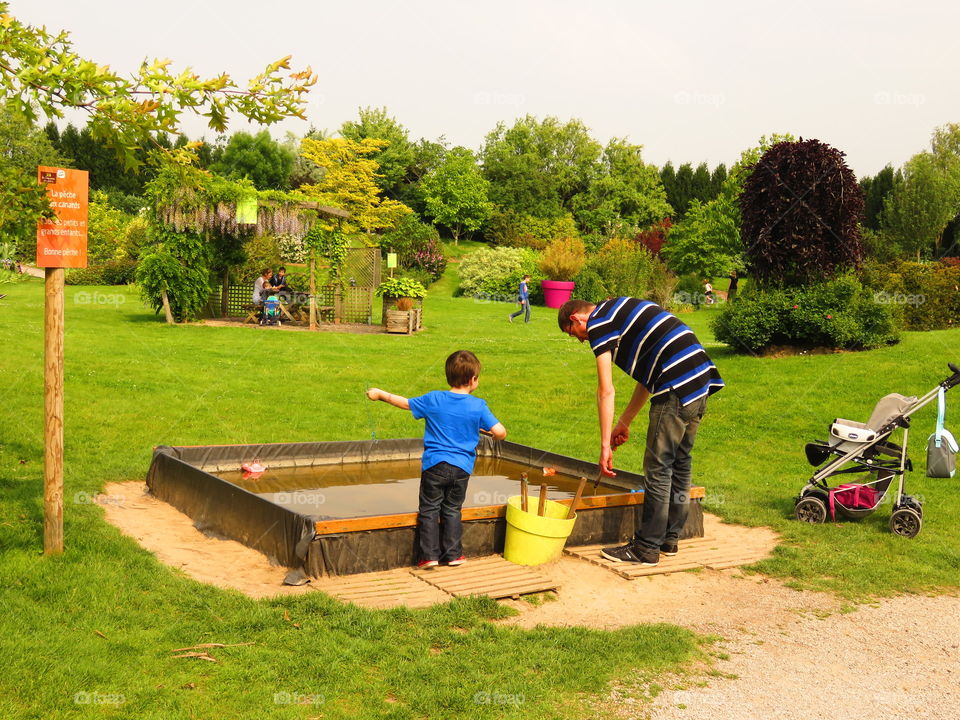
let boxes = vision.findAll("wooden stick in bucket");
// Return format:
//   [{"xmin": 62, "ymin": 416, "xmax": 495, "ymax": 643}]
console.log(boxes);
[
  {"xmin": 566, "ymin": 477, "xmax": 588, "ymax": 520},
  {"xmin": 537, "ymin": 483, "xmax": 548, "ymax": 516},
  {"xmin": 520, "ymin": 472, "xmax": 529, "ymax": 512}
]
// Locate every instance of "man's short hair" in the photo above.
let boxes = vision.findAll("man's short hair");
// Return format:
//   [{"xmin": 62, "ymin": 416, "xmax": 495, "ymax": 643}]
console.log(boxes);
[
  {"xmin": 557, "ymin": 299, "xmax": 595, "ymax": 332},
  {"xmin": 445, "ymin": 350, "xmax": 481, "ymax": 387}
]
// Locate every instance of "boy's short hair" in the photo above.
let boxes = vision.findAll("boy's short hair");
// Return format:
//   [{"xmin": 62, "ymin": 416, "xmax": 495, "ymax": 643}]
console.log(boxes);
[
  {"xmin": 557, "ymin": 299, "xmax": 595, "ymax": 332},
  {"xmin": 446, "ymin": 350, "xmax": 481, "ymax": 387},
  {"xmin": 522, "ymin": 274, "xmax": 531, "ymax": 280},
  {"xmin": 279, "ymin": 266, "xmax": 286, "ymax": 272}
]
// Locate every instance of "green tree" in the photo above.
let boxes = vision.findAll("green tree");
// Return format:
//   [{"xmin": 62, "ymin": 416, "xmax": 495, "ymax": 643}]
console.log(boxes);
[
  {"xmin": 572, "ymin": 138, "xmax": 672, "ymax": 237},
  {"xmin": 210, "ymin": 130, "xmax": 294, "ymax": 190},
  {"xmin": 690, "ymin": 162, "xmax": 713, "ymax": 204},
  {"xmin": 481, "ymin": 115, "xmax": 602, "ymax": 219},
  {"xmin": 671, "ymin": 163, "xmax": 695, "ymax": 217},
  {"xmin": 339, "ymin": 107, "xmax": 414, "ymax": 197},
  {"xmin": 0, "ymin": 108, "xmax": 69, "ymax": 254},
  {"xmin": 395, "ymin": 137, "xmax": 448, "ymax": 216},
  {"xmin": 421, "ymin": 147, "xmax": 492, "ymax": 243},
  {"xmin": 659, "ymin": 162, "xmax": 676, "ymax": 214},
  {"xmin": 860, "ymin": 164, "xmax": 901, "ymax": 231},
  {"xmin": 881, "ymin": 151, "xmax": 959, "ymax": 260},
  {"xmin": 710, "ymin": 163, "xmax": 728, "ymax": 197}
]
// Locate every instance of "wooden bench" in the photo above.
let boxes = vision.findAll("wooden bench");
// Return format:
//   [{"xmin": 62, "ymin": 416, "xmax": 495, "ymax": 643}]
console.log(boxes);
[{"xmin": 241, "ymin": 303, "xmax": 260, "ymax": 324}]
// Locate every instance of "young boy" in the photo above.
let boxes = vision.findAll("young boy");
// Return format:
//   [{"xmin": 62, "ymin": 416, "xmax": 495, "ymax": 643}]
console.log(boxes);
[
  {"xmin": 509, "ymin": 274, "xmax": 532, "ymax": 323},
  {"xmin": 366, "ymin": 350, "xmax": 507, "ymax": 568}
]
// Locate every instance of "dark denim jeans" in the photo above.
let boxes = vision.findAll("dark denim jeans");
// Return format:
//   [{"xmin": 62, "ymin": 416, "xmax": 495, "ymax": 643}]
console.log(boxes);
[
  {"xmin": 634, "ymin": 390, "xmax": 708, "ymax": 551},
  {"xmin": 418, "ymin": 461, "xmax": 470, "ymax": 562},
  {"xmin": 509, "ymin": 299, "xmax": 531, "ymax": 323}
]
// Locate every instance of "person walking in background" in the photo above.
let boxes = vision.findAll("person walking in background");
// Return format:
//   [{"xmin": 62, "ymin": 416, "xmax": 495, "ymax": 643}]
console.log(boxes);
[
  {"xmin": 366, "ymin": 350, "xmax": 507, "ymax": 568},
  {"xmin": 558, "ymin": 297, "xmax": 724, "ymax": 567},
  {"xmin": 509, "ymin": 274, "xmax": 532, "ymax": 323}
]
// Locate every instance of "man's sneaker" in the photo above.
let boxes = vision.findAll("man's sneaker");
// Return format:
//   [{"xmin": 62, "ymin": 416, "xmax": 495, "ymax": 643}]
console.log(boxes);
[
  {"xmin": 601, "ymin": 544, "xmax": 659, "ymax": 566},
  {"xmin": 417, "ymin": 559, "xmax": 439, "ymax": 569},
  {"xmin": 447, "ymin": 556, "xmax": 466, "ymax": 566},
  {"xmin": 660, "ymin": 542, "xmax": 679, "ymax": 557}
]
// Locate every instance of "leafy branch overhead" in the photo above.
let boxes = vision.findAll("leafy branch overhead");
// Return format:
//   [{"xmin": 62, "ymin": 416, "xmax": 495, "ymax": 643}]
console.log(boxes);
[{"xmin": 0, "ymin": 2, "xmax": 316, "ymax": 171}]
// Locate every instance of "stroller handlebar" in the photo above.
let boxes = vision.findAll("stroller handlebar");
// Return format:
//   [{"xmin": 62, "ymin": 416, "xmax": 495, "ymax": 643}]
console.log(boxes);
[{"xmin": 945, "ymin": 363, "xmax": 960, "ymax": 390}]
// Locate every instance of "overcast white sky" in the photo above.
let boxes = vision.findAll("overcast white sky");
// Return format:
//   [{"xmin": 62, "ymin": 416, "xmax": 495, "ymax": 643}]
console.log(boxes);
[{"xmin": 11, "ymin": 0, "xmax": 959, "ymax": 177}]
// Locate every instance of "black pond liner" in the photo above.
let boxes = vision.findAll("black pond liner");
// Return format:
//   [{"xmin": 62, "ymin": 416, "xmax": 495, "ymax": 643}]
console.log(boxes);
[{"xmin": 146, "ymin": 437, "xmax": 704, "ymax": 580}]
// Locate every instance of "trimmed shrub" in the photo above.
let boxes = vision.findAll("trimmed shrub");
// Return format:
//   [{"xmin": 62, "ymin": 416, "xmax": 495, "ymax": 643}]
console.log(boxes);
[
  {"xmin": 860, "ymin": 259, "xmax": 960, "ymax": 330},
  {"xmin": 711, "ymin": 274, "xmax": 900, "ymax": 353},
  {"xmin": 65, "ymin": 259, "xmax": 138, "ymax": 286},
  {"xmin": 540, "ymin": 236, "xmax": 586, "ymax": 281},
  {"xmin": 458, "ymin": 246, "xmax": 545, "ymax": 303}
]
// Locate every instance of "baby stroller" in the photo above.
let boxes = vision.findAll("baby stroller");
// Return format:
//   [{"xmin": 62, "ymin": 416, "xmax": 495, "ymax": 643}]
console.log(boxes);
[
  {"xmin": 260, "ymin": 294, "xmax": 282, "ymax": 326},
  {"xmin": 795, "ymin": 363, "xmax": 960, "ymax": 537}
]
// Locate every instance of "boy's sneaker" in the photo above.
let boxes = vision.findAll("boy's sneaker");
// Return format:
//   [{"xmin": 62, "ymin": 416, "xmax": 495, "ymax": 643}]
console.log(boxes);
[
  {"xmin": 417, "ymin": 559, "xmax": 439, "ymax": 569},
  {"xmin": 660, "ymin": 542, "xmax": 679, "ymax": 557},
  {"xmin": 447, "ymin": 556, "xmax": 467, "ymax": 566},
  {"xmin": 508, "ymin": 315, "xmax": 513, "ymax": 323},
  {"xmin": 601, "ymin": 544, "xmax": 659, "ymax": 566}
]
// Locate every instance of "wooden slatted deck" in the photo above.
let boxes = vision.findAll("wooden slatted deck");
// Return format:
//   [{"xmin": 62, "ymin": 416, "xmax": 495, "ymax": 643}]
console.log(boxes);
[
  {"xmin": 412, "ymin": 555, "xmax": 558, "ymax": 599},
  {"xmin": 564, "ymin": 536, "xmax": 772, "ymax": 579},
  {"xmin": 312, "ymin": 556, "xmax": 558, "ymax": 608}
]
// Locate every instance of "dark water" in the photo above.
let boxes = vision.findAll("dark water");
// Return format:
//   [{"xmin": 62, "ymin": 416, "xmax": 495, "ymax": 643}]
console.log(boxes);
[{"xmin": 216, "ymin": 456, "xmax": 620, "ymax": 518}]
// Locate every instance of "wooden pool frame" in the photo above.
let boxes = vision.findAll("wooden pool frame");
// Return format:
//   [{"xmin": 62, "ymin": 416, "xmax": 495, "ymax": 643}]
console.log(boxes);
[{"xmin": 146, "ymin": 438, "xmax": 704, "ymax": 578}]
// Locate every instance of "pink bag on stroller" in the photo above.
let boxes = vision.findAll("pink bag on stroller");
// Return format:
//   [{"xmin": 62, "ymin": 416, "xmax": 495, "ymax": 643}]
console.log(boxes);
[{"xmin": 828, "ymin": 483, "xmax": 878, "ymax": 520}]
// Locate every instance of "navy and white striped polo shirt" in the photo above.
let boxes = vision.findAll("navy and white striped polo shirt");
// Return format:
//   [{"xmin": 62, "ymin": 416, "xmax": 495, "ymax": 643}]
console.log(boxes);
[{"xmin": 587, "ymin": 297, "xmax": 724, "ymax": 405}]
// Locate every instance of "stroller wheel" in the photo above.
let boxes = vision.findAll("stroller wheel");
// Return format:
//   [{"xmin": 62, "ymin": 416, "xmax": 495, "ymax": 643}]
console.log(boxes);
[
  {"xmin": 795, "ymin": 495, "xmax": 828, "ymax": 524},
  {"xmin": 890, "ymin": 508, "xmax": 922, "ymax": 538}
]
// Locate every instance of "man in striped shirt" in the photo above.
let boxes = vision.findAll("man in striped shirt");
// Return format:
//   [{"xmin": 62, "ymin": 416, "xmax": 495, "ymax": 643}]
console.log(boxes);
[{"xmin": 559, "ymin": 298, "xmax": 724, "ymax": 566}]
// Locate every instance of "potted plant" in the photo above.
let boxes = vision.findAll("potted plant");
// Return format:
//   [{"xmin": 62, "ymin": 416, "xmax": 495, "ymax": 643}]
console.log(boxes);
[
  {"xmin": 375, "ymin": 276, "xmax": 428, "ymax": 333},
  {"xmin": 539, "ymin": 236, "xmax": 586, "ymax": 308}
]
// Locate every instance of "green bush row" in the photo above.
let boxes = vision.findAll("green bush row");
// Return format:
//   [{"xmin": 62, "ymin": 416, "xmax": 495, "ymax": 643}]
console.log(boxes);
[
  {"xmin": 711, "ymin": 275, "xmax": 900, "ymax": 353},
  {"xmin": 860, "ymin": 260, "xmax": 960, "ymax": 330},
  {"xmin": 457, "ymin": 247, "xmax": 545, "ymax": 303},
  {"xmin": 64, "ymin": 259, "xmax": 138, "ymax": 286}
]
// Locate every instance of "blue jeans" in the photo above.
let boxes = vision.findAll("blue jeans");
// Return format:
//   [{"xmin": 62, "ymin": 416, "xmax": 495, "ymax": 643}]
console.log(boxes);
[
  {"xmin": 634, "ymin": 390, "xmax": 707, "ymax": 551},
  {"xmin": 418, "ymin": 461, "xmax": 470, "ymax": 562},
  {"xmin": 510, "ymin": 300, "xmax": 530, "ymax": 323}
]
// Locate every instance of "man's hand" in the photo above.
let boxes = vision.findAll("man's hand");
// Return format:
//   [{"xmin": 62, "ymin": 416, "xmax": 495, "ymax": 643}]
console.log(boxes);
[
  {"xmin": 611, "ymin": 420, "xmax": 630, "ymax": 449},
  {"xmin": 599, "ymin": 446, "xmax": 617, "ymax": 477}
]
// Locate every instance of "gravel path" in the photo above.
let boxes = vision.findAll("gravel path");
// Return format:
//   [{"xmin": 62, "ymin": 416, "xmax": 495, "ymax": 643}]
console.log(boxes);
[{"xmin": 646, "ymin": 594, "xmax": 960, "ymax": 720}]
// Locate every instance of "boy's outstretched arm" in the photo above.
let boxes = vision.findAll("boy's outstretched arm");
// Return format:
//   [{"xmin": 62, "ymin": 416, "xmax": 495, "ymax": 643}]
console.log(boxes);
[
  {"xmin": 366, "ymin": 387, "xmax": 410, "ymax": 410},
  {"xmin": 487, "ymin": 422, "xmax": 507, "ymax": 441}
]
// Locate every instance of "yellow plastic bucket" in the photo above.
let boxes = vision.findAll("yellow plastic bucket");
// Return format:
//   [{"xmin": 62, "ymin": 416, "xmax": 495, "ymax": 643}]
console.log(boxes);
[{"xmin": 503, "ymin": 495, "xmax": 577, "ymax": 566}]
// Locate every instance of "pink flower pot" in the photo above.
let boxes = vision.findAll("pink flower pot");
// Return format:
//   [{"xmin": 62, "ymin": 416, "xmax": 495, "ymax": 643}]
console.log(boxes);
[{"xmin": 541, "ymin": 280, "xmax": 575, "ymax": 309}]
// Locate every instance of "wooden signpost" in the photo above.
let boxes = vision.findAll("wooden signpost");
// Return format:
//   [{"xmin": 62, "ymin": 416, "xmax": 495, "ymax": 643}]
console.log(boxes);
[{"xmin": 36, "ymin": 166, "xmax": 89, "ymax": 555}]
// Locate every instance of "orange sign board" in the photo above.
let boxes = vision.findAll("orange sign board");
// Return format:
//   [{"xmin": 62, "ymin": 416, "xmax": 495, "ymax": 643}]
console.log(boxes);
[{"xmin": 36, "ymin": 166, "xmax": 89, "ymax": 268}]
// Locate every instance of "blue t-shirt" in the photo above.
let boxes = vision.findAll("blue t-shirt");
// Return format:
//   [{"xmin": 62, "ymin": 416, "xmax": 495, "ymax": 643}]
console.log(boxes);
[
  {"xmin": 518, "ymin": 280, "xmax": 529, "ymax": 301},
  {"xmin": 408, "ymin": 390, "xmax": 499, "ymax": 474}
]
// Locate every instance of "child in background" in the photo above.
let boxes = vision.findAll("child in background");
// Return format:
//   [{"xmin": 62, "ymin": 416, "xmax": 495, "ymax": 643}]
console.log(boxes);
[{"xmin": 366, "ymin": 350, "xmax": 507, "ymax": 568}]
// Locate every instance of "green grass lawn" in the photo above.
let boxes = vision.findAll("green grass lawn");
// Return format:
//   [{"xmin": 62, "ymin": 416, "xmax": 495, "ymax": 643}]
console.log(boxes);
[{"xmin": 2, "ymin": 274, "xmax": 959, "ymax": 719}]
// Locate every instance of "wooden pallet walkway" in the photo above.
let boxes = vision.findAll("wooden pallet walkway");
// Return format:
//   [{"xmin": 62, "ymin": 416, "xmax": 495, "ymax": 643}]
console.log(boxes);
[
  {"xmin": 564, "ymin": 536, "xmax": 772, "ymax": 579},
  {"xmin": 313, "ymin": 569, "xmax": 450, "ymax": 609},
  {"xmin": 411, "ymin": 555, "xmax": 559, "ymax": 600},
  {"xmin": 312, "ymin": 556, "xmax": 558, "ymax": 608}
]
